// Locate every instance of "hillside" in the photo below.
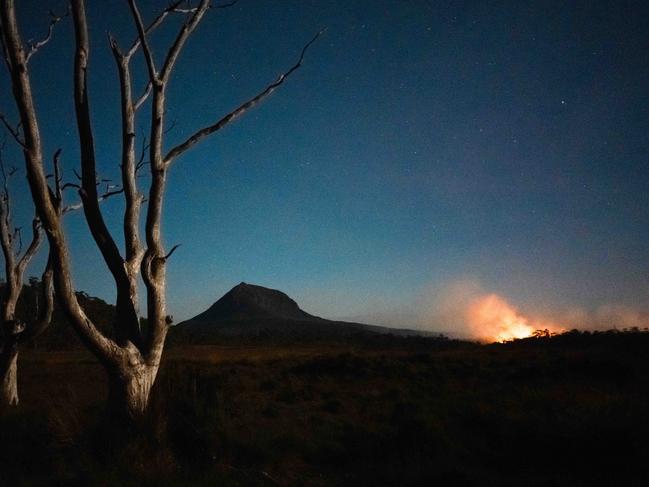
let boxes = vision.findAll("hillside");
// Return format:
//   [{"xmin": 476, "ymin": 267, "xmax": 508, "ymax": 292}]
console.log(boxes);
[
  {"xmin": 2, "ymin": 282, "xmax": 116, "ymax": 350},
  {"xmin": 174, "ymin": 282, "xmax": 437, "ymax": 341},
  {"xmin": 187, "ymin": 282, "xmax": 325, "ymax": 324}
]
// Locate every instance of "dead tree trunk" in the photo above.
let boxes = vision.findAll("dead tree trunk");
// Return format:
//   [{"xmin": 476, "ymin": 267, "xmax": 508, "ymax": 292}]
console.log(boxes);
[
  {"xmin": 0, "ymin": 264, "xmax": 54, "ymax": 409},
  {"xmin": 0, "ymin": 321, "xmax": 22, "ymax": 407},
  {"xmin": 0, "ymin": 131, "xmax": 110, "ymax": 410},
  {"xmin": 107, "ymin": 350, "xmax": 157, "ymax": 420},
  {"xmin": 0, "ymin": 139, "xmax": 50, "ymax": 408},
  {"xmin": 1, "ymin": 0, "xmax": 321, "ymax": 422},
  {"xmin": 0, "ymin": 352, "xmax": 18, "ymax": 406}
]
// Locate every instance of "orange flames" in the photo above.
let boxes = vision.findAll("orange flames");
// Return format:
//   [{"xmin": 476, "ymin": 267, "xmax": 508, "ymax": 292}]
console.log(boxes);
[{"xmin": 467, "ymin": 293, "xmax": 564, "ymax": 343}]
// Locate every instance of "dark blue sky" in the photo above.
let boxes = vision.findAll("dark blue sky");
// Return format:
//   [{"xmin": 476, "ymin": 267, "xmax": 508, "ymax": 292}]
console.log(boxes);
[{"xmin": 2, "ymin": 0, "xmax": 648, "ymax": 328}]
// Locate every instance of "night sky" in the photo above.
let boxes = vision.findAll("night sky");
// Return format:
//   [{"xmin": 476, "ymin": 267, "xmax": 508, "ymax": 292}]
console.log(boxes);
[{"xmin": 1, "ymin": 0, "xmax": 648, "ymax": 331}]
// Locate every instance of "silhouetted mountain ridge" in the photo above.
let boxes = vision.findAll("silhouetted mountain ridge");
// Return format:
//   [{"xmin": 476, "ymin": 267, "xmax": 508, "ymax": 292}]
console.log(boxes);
[
  {"xmin": 3, "ymin": 281, "xmax": 439, "ymax": 348},
  {"xmin": 176, "ymin": 282, "xmax": 438, "ymax": 339},
  {"xmin": 190, "ymin": 282, "xmax": 325, "ymax": 323}
]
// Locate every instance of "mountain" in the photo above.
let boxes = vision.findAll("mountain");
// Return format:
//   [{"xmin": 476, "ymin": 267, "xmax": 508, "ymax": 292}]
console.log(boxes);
[
  {"xmin": 174, "ymin": 282, "xmax": 437, "ymax": 340},
  {"xmin": 3, "ymin": 280, "xmax": 440, "ymax": 349},
  {"xmin": 188, "ymin": 282, "xmax": 325, "ymax": 324}
]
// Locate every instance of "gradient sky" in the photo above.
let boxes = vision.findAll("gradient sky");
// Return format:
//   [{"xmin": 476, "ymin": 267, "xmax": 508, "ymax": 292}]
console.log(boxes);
[{"xmin": 1, "ymin": 0, "xmax": 648, "ymax": 329}]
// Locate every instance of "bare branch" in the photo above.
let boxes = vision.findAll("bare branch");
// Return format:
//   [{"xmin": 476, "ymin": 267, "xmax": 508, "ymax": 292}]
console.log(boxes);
[
  {"xmin": 125, "ymin": 0, "xmax": 186, "ymax": 58},
  {"xmin": 100, "ymin": 187, "xmax": 125, "ymax": 200},
  {"xmin": 160, "ymin": 0, "xmax": 211, "ymax": 84},
  {"xmin": 135, "ymin": 1, "xmax": 214, "ymax": 360},
  {"xmin": 133, "ymin": 81, "xmax": 152, "ymax": 111},
  {"xmin": 25, "ymin": 6, "xmax": 70, "ymax": 64},
  {"xmin": 0, "ymin": 140, "xmax": 18, "ymax": 190},
  {"xmin": 165, "ymin": 119, "xmax": 177, "ymax": 135},
  {"xmin": 71, "ymin": 0, "xmax": 143, "ymax": 349},
  {"xmin": 52, "ymin": 148, "xmax": 63, "ymax": 203},
  {"xmin": 171, "ymin": 7, "xmax": 197, "ymax": 14},
  {"xmin": 164, "ymin": 28, "xmax": 326, "ymax": 164},
  {"xmin": 122, "ymin": 1, "xmax": 200, "ymax": 111},
  {"xmin": 71, "ymin": 0, "xmax": 127, "ymax": 276},
  {"xmin": 62, "ymin": 185, "xmax": 124, "ymax": 215},
  {"xmin": 54, "ymin": 151, "xmax": 123, "ymax": 214},
  {"xmin": 13, "ymin": 225, "xmax": 21, "ymax": 255},
  {"xmin": 214, "ymin": 1, "xmax": 239, "ymax": 9},
  {"xmin": 16, "ymin": 216, "xmax": 42, "ymax": 277},
  {"xmin": 23, "ymin": 255, "xmax": 54, "ymax": 342},
  {"xmin": 0, "ymin": 137, "xmax": 14, "ymax": 253},
  {"xmin": 0, "ymin": 15, "xmax": 12, "ymax": 71},
  {"xmin": 0, "ymin": 113, "xmax": 25, "ymax": 147},
  {"xmin": 61, "ymin": 182, "xmax": 80, "ymax": 191},
  {"xmin": 134, "ymin": 133, "xmax": 150, "ymax": 175},
  {"xmin": 126, "ymin": 0, "xmax": 158, "ymax": 82},
  {"xmin": 0, "ymin": 198, "xmax": 14, "ymax": 285},
  {"xmin": 1, "ymin": 0, "xmax": 121, "ymax": 364},
  {"xmin": 160, "ymin": 243, "xmax": 181, "ymax": 261}
]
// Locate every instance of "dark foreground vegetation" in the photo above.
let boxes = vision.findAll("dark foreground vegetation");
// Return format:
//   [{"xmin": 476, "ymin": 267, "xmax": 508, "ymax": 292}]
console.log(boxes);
[{"xmin": 1, "ymin": 330, "xmax": 649, "ymax": 486}]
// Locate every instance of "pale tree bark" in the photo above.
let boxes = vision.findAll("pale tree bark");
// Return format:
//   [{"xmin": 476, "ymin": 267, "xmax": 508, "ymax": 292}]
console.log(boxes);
[
  {"xmin": 0, "ymin": 138, "xmax": 118, "ymax": 409},
  {"xmin": 0, "ymin": 264, "xmax": 52, "ymax": 408},
  {"xmin": 0, "ymin": 0, "xmax": 322, "ymax": 421},
  {"xmin": 0, "ymin": 138, "xmax": 54, "ymax": 408},
  {"xmin": 0, "ymin": 339, "xmax": 18, "ymax": 406}
]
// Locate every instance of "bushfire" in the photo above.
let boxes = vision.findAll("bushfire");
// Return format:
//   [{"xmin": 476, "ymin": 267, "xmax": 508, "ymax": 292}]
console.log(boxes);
[{"xmin": 467, "ymin": 293, "xmax": 564, "ymax": 343}]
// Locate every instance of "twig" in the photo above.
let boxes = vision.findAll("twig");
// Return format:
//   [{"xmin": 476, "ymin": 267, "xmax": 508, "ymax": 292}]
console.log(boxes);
[
  {"xmin": 161, "ymin": 243, "xmax": 181, "ymax": 261},
  {"xmin": 25, "ymin": 7, "xmax": 70, "ymax": 63},
  {"xmin": 0, "ymin": 113, "xmax": 25, "ymax": 147}
]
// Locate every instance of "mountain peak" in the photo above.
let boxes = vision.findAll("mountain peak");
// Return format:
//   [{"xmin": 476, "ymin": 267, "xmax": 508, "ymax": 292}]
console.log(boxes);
[
  {"xmin": 176, "ymin": 282, "xmax": 433, "ymax": 339},
  {"xmin": 187, "ymin": 283, "xmax": 321, "ymax": 323}
]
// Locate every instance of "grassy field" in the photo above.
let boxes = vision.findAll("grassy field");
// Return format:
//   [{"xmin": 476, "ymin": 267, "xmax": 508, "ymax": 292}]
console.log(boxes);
[{"xmin": 2, "ymin": 333, "xmax": 649, "ymax": 486}]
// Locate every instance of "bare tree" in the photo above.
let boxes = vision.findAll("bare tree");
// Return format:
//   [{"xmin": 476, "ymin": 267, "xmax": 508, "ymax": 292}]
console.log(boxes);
[
  {"xmin": 0, "ymin": 137, "xmax": 53, "ymax": 408},
  {"xmin": 0, "ymin": 0, "xmax": 322, "ymax": 420},
  {"xmin": 0, "ymin": 135, "xmax": 115, "ymax": 408}
]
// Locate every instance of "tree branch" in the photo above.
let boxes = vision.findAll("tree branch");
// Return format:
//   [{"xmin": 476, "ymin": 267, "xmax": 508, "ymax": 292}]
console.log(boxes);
[
  {"xmin": 114, "ymin": 1, "xmax": 194, "ymax": 112},
  {"xmin": 160, "ymin": 243, "xmax": 180, "ymax": 261},
  {"xmin": 52, "ymin": 148, "xmax": 62, "ymax": 204},
  {"xmin": 22, "ymin": 255, "xmax": 54, "ymax": 342},
  {"xmin": 62, "ymin": 185, "xmax": 124, "ymax": 215},
  {"xmin": 71, "ymin": 0, "xmax": 130, "ymax": 281},
  {"xmin": 71, "ymin": 0, "xmax": 144, "ymax": 349},
  {"xmin": 126, "ymin": 0, "xmax": 158, "ymax": 82},
  {"xmin": 133, "ymin": 81, "xmax": 152, "ymax": 111},
  {"xmin": 25, "ymin": 6, "xmax": 70, "ymax": 64},
  {"xmin": 164, "ymin": 28, "xmax": 325, "ymax": 164},
  {"xmin": 125, "ymin": 0, "xmax": 186, "ymax": 59},
  {"xmin": 0, "ymin": 113, "xmax": 24, "ymax": 147},
  {"xmin": 214, "ymin": 1, "xmax": 239, "ymax": 9},
  {"xmin": 1, "ymin": 0, "xmax": 121, "ymax": 364},
  {"xmin": 133, "ymin": 0, "xmax": 212, "ymax": 361},
  {"xmin": 160, "ymin": 0, "xmax": 211, "ymax": 84},
  {"xmin": 0, "ymin": 16, "xmax": 12, "ymax": 71},
  {"xmin": 16, "ymin": 216, "xmax": 42, "ymax": 277},
  {"xmin": 0, "ymin": 137, "xmax": 15, "ymax": 272}
]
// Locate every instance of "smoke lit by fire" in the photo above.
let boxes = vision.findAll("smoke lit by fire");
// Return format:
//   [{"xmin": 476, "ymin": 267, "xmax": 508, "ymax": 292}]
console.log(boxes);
[
  {"xmin": 405, "ymin": 279, "xmax": 647, "ymax": 342},
  {"xmin": 467, "ymin": 293, "xmax": 564, "ymax": 342}
]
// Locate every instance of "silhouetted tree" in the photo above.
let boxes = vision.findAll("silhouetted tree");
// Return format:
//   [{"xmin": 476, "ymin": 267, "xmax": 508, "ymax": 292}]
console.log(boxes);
[{"xmin": 0, "ymin": 0, "xmax": 321, "ymax": 421}]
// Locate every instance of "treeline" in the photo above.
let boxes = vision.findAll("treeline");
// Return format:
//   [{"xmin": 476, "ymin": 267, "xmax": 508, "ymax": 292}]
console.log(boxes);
[
  {"xmin": 0, "ymin": 280, "xmax": 115, "ymax": 350},
  {"xmin": 500, "ymin": 327, "xmax": 649, "ymax": 350}
]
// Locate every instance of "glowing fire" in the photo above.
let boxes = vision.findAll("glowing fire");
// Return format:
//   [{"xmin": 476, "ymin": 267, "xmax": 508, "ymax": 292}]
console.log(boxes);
[{"xmin": 467, "ymin": 293, "xmax": 564, "ymax": 342}]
